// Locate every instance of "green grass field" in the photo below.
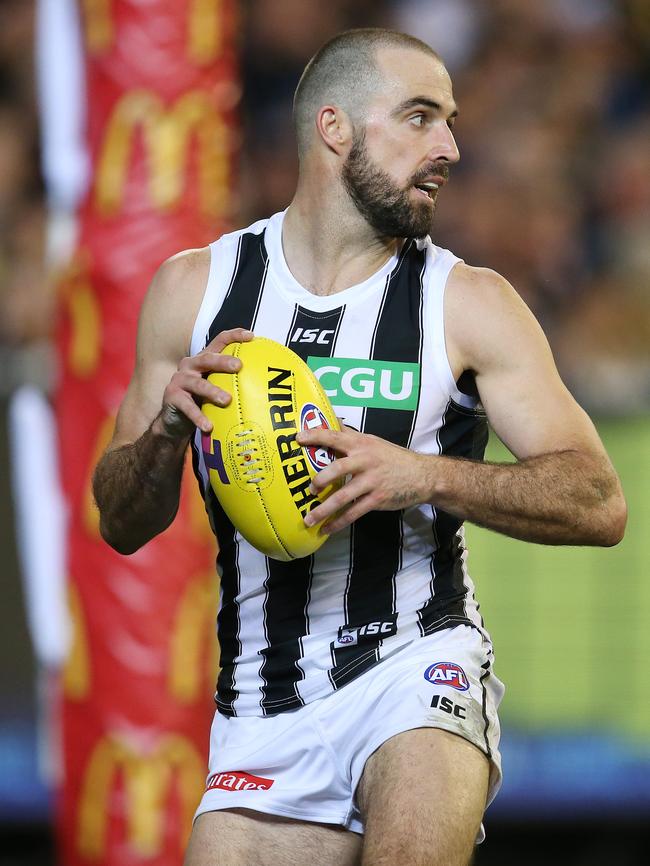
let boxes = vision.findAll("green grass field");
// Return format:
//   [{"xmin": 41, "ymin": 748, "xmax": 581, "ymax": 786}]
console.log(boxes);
[{"xmin": 465, "ymin": 416, "xmax": 650, "ymax": 744}]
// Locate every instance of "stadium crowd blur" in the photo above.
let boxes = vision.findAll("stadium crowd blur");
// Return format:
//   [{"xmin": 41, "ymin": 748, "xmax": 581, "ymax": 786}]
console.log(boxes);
[{"xmin": 1, "ymin": 0, "xmax": 649, "ymax": 414}]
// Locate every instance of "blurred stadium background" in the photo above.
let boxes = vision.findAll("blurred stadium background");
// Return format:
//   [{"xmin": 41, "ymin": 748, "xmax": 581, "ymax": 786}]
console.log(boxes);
[{"xmin": 0, "ymin": 1, "xmax": 648, "ymax": 864}]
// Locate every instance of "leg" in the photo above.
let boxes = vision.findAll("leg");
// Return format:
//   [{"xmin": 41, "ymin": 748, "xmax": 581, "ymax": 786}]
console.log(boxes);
[
  {"xmin": 184, "ymin": 808, "xmax": 362, "ymax": 866},
  {"xmin": 357, "ymin": 728, "xmax": 489, "ymax": 866}
]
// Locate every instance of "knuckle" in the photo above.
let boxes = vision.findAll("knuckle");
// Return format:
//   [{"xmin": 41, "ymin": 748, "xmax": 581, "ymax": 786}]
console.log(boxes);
[
  {"xmin": 211, "ymin": 386, "xmax": 230, "ymax": 406},
  {"xmin": 166, "ymin": 378, "xmax": 183, "ymax": 399}
]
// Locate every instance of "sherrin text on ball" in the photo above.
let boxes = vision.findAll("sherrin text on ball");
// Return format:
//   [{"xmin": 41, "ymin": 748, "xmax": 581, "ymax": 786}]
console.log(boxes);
[{"xmin": 201, "ymin": 337, "xmax": 341, "ymax": 560}]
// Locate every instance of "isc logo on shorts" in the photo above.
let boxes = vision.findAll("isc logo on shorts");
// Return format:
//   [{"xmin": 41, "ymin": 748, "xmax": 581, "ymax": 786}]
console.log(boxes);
[
  {"xmin": 206, "ymin": 771, "xmax": 274, "ymax": 791},
  {"xmin": 423, "ymin": 662, "xmax": 470, "ymax": 691}
]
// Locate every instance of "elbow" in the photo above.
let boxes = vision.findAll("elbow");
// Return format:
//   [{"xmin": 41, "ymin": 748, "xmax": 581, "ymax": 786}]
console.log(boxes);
[
  {"xmin": 594, "ymin": 490, "xmax": 628, "ymax": 547},
  {"xmin": 98, "ymin": 516, "xmax": 143, "ymax": 556},
  {"xmin": 108, "ymin": 539, "xmax": 142, "ymax": 556},
  {"xmin": 97, "ymin": 507, "xmax": 175, "ymax": 555}
]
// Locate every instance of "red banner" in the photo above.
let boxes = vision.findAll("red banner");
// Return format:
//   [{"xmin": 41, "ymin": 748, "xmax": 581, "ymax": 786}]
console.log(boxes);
[{"xmin": 55, "ymin": 2, "xmax": 239, "ymax": 863}]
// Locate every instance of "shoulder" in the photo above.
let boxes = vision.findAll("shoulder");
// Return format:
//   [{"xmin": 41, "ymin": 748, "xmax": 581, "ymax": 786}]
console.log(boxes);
[
  {"xmin": 141, "ymin": 216, "xmax": 274, "ymax": 358},
  {"xmin": 446, "ymin": 262, "xmax": 519, "ymax": 308},
  {"xmin": 149, "ymin": 246, "xmax": 211, "ymax": 299},
  {"xmin": 444, "ymin": 262, "xmax": 548, "ymax": 375},
  {"xmin": 138, "ymin": 246, "xmax": 211, "ymax": 362}
]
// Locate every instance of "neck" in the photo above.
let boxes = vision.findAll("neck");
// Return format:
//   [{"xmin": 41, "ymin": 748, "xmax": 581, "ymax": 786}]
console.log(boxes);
[{"xmin": 282, "ymin": 171, "xmax": 401, "ymax": 296}]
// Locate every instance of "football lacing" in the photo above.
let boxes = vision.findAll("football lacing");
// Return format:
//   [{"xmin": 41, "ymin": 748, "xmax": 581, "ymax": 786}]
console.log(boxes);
[{"xmin": 235, "ymin": 429, "xmax": 265, "ymax": 484}]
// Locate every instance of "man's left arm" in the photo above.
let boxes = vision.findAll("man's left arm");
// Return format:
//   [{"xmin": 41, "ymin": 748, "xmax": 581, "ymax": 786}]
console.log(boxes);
[{"xmin": 298, "ymin": 266, "xmax": 627, "ymax": 546}]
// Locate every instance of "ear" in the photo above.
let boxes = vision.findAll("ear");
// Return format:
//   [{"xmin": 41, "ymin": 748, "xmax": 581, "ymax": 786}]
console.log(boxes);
[{"xmin": 315, "ymin": 105, "xmax": 352, "ymax": 155}]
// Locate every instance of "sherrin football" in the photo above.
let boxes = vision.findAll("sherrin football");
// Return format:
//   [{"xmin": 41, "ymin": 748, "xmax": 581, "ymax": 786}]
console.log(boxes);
[{"xmin": 201, "ymin": 337, "xmax": 341, "ymax": 561}]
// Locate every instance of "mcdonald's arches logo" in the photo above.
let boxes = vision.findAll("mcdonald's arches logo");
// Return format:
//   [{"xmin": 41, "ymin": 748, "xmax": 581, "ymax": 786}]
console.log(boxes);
[
  {"xmin": 81, "ymin": 0, "xmax": 114, "ymax": 54},
  {"xmin": 188, "ymin": 0, "xmax": 229, "ymax": 64},
  {"xmin": 58, "ymin": 252, "xmax": 101, "ymax": 380},
  {"xmin": 83, "ymin": 413, "xmax": 116, "ymax": 540},
  {"xmin": 82, "ymin": 0, "xmax": 228, "ymax": 62},
  {"xmin": 169, "ymin": 572, "xmax": 220, "ymax": 703},
  {"xmin": 183, "ymin": 451, "xmax": 217, "ymax": 543},
  {"xmin": 94, "ymin": 89, "xmax": 234, "ymax": 218},
  {"xmin": 77, "ymin": 732, "xmax": 204, "ymax": 858},
  {"xmin": 63, "ymin": 582, "xmax": 91, "ymax": 700}
]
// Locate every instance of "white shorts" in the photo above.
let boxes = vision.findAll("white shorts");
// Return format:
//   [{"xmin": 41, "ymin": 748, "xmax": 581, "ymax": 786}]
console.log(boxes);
[{"xmin": 195, "ymin": 625, "xmax": 504, "ymax": 840}]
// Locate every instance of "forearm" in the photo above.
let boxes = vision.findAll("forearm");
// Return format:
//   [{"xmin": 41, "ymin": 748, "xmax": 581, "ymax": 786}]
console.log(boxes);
[
  {"xmin": 426, "ymin": 450, "xmax": 627, "ymax": 546},
  {"xmin": 93, "ymin": 415, "xmax": 191, "ymax": 554}
]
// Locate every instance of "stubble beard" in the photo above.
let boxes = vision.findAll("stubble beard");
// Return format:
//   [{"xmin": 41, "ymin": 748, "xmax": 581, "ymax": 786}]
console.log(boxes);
[{"xmin": 342, "ymin": 128, "xmax": 436, "ymax": 239}]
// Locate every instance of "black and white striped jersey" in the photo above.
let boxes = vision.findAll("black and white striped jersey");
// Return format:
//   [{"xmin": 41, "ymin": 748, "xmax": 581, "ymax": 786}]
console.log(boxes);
[{"xmin": 189, "ymin": 211, "xmax": 490, "ymax": 718}]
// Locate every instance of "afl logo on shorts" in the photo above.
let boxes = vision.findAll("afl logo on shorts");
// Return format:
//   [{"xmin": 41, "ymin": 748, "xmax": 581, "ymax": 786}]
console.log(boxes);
[
  {"xmin": 300, "ymin": 403, "xmax": 335, "ymax": 472},
  {"xmin": 424, "ymin": 662, "xmax": 470, "ymax": 691}
]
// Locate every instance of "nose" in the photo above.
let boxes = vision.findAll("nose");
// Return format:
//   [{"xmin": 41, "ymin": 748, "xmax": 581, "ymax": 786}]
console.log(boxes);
[{"xmin": 428, "ymin": 122, "xmax": 460, "ymax": 164}]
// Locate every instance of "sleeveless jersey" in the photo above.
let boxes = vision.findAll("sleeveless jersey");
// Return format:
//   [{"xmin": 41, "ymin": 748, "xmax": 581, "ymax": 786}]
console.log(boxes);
[{"xmin": 189, "ymin": 211, "xmax": 489, "ymax": 718}]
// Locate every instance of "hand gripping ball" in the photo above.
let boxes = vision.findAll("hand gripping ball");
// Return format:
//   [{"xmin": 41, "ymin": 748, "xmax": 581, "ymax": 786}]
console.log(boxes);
[{"xmin": 201, "ymin": 337, "xmax": 341, "ymax": 561}]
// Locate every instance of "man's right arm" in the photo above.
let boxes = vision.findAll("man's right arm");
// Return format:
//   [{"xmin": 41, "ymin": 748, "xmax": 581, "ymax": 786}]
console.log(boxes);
[
  {"xmin": 93, "ymin": 416, "xmax": 191, "ymax": 556},
  {"xmin": 92, "ymin": 249, "xmax": 252, "ymax": 554}
]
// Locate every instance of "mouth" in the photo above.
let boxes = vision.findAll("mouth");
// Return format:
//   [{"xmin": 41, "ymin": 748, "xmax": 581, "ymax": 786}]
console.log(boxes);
[
  {"xmin": 413, "ymin": 176, "xmax": 446, "ymax": 200},
  {"xmin": 414, "ymin": 183, "xmax": 438, "ymax": 200}
]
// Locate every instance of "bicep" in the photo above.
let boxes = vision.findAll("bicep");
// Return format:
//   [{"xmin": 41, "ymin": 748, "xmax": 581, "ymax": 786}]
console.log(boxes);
[
  {"xmin": 449, "ymin": 268, "xmax": 608, "ymax": 461},
  {"xmin": 477, "ymin": 335, "xmax": 604, "ymax": 461},
  {"xmin": 106, "ymin": 248, "xmax": 209, "ymax": 450}
]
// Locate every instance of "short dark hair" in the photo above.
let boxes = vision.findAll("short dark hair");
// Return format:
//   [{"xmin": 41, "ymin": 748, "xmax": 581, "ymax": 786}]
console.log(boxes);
[{"xmin": 293, "ymin": 28, "xmax": 442, "ymax": 159}]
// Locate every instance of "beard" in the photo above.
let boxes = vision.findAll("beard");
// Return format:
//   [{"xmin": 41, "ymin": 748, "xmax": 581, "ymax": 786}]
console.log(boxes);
[{"xmin": 342, "ymin": 128, "xmax": 443, "ymax": 239}]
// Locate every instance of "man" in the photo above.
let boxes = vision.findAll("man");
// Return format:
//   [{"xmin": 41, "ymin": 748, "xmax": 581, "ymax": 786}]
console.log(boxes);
[{"xmin": 94, "ymin": 29, "xmax": 626, "ymax": 866}]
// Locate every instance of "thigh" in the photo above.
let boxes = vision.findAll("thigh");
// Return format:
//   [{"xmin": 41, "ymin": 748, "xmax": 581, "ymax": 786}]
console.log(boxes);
[
  {"xmin": 357, "ymin": 728, "xmax": 489, "ymax": 866},
  {"xmin": 184, "ymin": 808, "xmax": 362, "ymax": 866}
]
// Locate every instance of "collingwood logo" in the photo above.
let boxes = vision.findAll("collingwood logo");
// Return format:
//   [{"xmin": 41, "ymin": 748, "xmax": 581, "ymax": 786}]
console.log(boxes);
[{"xmin": 308, "ymin": 357, "xmax": 420, "ymax": 410}]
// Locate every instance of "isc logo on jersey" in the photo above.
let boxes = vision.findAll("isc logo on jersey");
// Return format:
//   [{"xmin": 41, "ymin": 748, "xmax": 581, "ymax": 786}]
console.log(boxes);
[
  {"xmin": 423, "ymin": 662, "xmax": 470, "ymax": 691},
  {"xmin": 290, "ymin": 327, "xmax": 335, "ymax": 346},
  {"xmin": 300, "ymin": 403, "xmax": 335, "ymax": 472}
]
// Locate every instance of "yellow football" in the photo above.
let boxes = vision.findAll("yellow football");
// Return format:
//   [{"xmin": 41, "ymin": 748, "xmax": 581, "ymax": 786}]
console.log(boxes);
[{"xmin": 201, "ymin": 337, "xmax": 341, "ymax": 561}]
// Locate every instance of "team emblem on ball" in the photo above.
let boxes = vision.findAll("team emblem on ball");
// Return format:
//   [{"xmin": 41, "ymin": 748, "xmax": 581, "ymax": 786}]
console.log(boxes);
[{"xmin": 300, "ymin": 403, "xmax": 335, "ymax": 472}]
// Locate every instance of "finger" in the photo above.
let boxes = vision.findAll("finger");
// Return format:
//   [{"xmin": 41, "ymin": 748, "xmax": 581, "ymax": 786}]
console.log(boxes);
[
  {"xmin": 322, "ymin": 494, "xmax": 375, "ymax": 534},
  {"xmin": 310, "ymin": 456, "xmax": 354, "ymax": 492},
  {"xmin": 207, "ymin": 328, "xmax": 254, "ymax": 353},
  {"xmin": 297, "ymin": 427, "xmax": 352, "ymax": 451},
  {"xmin": 172, "ymin": 373, "xmax": 233, "ymax": 408},
  {"xmin": 305, "ymin": 477, "xmax": 368, "ymax": 527},
  {"xmin": 183, "ymin": 352, "xmax": 242, "ymax": 375},
  {"xmin": 165, "ymin": 393, "xmax": 213, "ymax": 434}
]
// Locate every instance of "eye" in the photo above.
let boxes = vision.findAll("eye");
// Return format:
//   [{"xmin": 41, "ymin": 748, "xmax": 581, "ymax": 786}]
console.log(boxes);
[{"xmin": 409, "ymin": 113, "xmax": 426, "ymax": 128}]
